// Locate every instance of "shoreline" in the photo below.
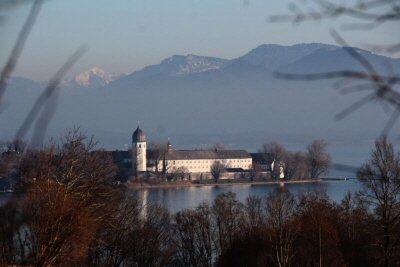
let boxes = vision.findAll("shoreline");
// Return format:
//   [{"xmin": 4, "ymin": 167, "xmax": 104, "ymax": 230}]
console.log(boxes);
[
  {"xmin": 0, "ymin": 179, "xmax": 328, "ymax": 193},
  {"xmin": 125, "ymin": 179, "xmax": 322, "ymax": 189}
]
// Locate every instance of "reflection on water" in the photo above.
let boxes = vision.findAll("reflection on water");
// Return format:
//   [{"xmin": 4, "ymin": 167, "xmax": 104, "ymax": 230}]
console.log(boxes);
[
  {"xmin": 129, "ymin": 179, "xmax": 361, "ymax": 214},
  {"xmin": 0, "ymin": 180, "xmax": 361, "ymax": 213}
]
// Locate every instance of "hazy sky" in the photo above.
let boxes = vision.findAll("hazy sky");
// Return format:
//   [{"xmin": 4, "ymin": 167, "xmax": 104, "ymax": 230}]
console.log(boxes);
[{"xmin": 0, "ymin": 0, "xmax": 398, "ymax": 81}]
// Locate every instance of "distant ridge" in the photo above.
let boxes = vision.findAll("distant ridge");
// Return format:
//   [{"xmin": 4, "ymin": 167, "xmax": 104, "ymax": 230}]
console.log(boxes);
[
  {"xmin": 113, "ymin": 54, "xmax": 229, "ymax": 86},
  {"xmin": 8, "ymin": 43, "xmax": 397, "ymax": 92},
  {"xmin": 233, "ymin": 43, "xmax": 339, "ymax": 69},
  {"xmin": 3, "ymin": 42, "xmax": 400, "ymax": 144}
]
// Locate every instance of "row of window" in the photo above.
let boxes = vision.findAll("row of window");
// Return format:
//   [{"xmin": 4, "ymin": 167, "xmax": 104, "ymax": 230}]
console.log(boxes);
[
  {"xmin": 186, "ymin": 165, "xmax": 247, "ymax": 169},
  {"xmin": 171, "ymin": 159, "xmax": 251, "ymax": 165}
]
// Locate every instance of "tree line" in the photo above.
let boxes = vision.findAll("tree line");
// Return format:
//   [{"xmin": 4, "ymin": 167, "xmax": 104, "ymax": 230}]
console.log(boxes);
[
  {"xmin": 0, "ymin": 132, "xmax": 399, "ymax": 266},
  {"xmin": 256, "ymin": 140, "xmax": 331, "ymax": 180}
]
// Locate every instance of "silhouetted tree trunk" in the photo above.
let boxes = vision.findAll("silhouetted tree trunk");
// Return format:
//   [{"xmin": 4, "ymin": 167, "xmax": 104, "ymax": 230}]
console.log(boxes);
[
  {"xmin": 357, "ymin": 138, "xmax": 400, "ymax": 267},
  {"xmin": 306, "ymin": 140, "xmax": 331, "ymax": 179},
  {"xmin": 212, "ymin": 192, "xmax": 246, "ymax": 258},
  {"xmin": 19, "ymin": 128, "xmax": 119, "ymax": 266},
  {"xmin": 295, "ymin": 190, "xmax": 344, "ymax": 267},
  {"xmin": 258, "ymin": 142, "xmax": 286, "ymax": 179},
  {"xmin": 265, "ymin": 188, "xmax": 298, "ymax": 267},
  {"xmin": 173, "ymin": 203, "xmax": 215, "ymax": 267},
  {"xmin": 148, "ymin": 142, "xmax": 169, "ymax": 173},
  {"xmin": 249, "ymin": 163, "xmax": 261, "ymax": 181},
  {"xmin": 210, "ymin": 160, "xmax": 225, "ymax": 183}
]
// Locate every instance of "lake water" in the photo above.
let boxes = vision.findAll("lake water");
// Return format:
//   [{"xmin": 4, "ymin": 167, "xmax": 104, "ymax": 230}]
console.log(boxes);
[
  {"xmin": 0, "ymin": 143, "xmax": 373, "ymax": 212},
  {"xmin": 126, "ymin": 142, "xmax": 371, "ymax": 213},
  {"xmin": 129, "ymin": 179, "xmax": 361, "ymax": 214},
  {"xmin": 128, "ymin": 142, "xmax": 372, "ymax": 213},
  {"xmin": 0, "ymin": 179, "xmax": 361, "ymax": 213}
]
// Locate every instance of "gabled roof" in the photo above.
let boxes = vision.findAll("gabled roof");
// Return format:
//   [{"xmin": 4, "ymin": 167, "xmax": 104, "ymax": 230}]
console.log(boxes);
[
  {"xmin": 215, "ymin": 150, "xmax": 251, "ymax": 159},
  {"xmin": 165, "ymin": 150, "xmax": 218, "ymax": 160},
  {"xmin": 249, "ymin": 153, "xmax": 275, "ymax": 165},
  {"xmin": 164, "ymin": 149, "xmax": 251, "ymax": 160}
]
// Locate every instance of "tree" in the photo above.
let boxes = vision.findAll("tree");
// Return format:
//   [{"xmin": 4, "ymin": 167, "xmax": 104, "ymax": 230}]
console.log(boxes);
[
  {"xmin": 211, "ymin": 142, "xmax": 225, "ymax": 151},
  {"xmin": 258, "ymin": 142, "xmax": 286, "ymax": 179},
  {"xmin": 244, "ymin": 195, "xmax": 264, "ymax": 232},
  {"xmin": 137, "ymin": 204, "xmax": 175, "ymax": 266},
  {"xmin": 173, "ymin": 203, "xmax": 215, "ymax": 267},
  {"xmin": 86, "ymin": 194, "xmax": 143, "ymax": 267},
  {"xmin": 111, "ymin": 150, "xmax": 127, "ymax": 182},
  {"xmin": 171, "ymin": 166, "xmax": 189, "ymax": 181},
  {"xmin": 295, "ymin": 190, "xmax": 344, "ymax": 267},
  {"xmin": 1, "ymin": 139, "xmax": 26, "ymax": 153},
  {"xmin": 210, "ymin": 160, "xmax": 225, "ymax": 182},
  {"xmin": 258, "ymin": 141, "xmax": 285, "ymax": 161},
  {"xmin": 212, "ymin": 192, "xmax": 246, "ymax": 258},
  {"xmin": 306, "ymin": 140, "xmax": 331, "ymax": 179},
  {"xmin": 0, "ymin": 139, "xmax": 26, "ymax": 190},
  {"xmin": 0, "ymin": 199, "xmax": 25, "ymax": 266},
  {"xmin": 147, "ymin": 142, "xmax": 169, "ymax": 173},
  {"xmin": 292, "ymin": 151, "xmax": 308, "ymax": 180},
  {"xmin": 282, "ymin": 150, "xmax": 308, "ymax": 180},
  {"xmin": 282, "ymin": 150, "xmax": 296, "ymax": 180},
  {"xmin": 248, "ymin": 163, "xmax": 261, "ymax": 181},
  {"xmin": 357, "ymin": 138, "xmax": 400, "ymax": 267},
  {"xmin": 337, "ymin": 192, "xmax": 375, "ymax": 266},
  {"xmin": 18, "ymin": 128, "xmax": 119, "ymax": 266},
  {"xmin": 265, "ymin": 188, "xmax": 299, "ymax": 267}
]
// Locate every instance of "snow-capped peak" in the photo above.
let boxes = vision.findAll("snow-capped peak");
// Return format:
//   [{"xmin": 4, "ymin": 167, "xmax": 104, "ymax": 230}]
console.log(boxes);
[
  {"xmin": 72, "ymin": 67, "xmax": 109, "ymax": 87},
  {"xmin": 70, "ymin": 67, "xmax": 128, "ymax": 88},
  {"xmin": 160, "ymin": 54, "xmax": 228, "ymax": 76}
]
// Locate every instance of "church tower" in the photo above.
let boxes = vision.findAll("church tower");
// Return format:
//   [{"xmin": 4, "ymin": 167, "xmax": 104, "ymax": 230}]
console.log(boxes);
[{"xmin": 132, "ymin": 124, "xmax": 146, "ymax": 172}]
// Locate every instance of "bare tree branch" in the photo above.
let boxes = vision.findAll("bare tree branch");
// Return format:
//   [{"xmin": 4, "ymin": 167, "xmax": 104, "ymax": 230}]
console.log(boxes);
[
  {"xmin": 380, "ymin": 106, "xmax": 400, "ymax": 138},
  {"xmin": 334, "ymin": 93, "xmax": 376, "ymax": 121},
  {"xmin": 0, "ymin": 0, "xmax": 43, "ymax": 106},
  {"xmin": 14, "ymin": 45, "xmax": 88, "ymax": 146},
  {"xmin": 270, "ymin": 0, "xmax": 400, "ymax": 25}
]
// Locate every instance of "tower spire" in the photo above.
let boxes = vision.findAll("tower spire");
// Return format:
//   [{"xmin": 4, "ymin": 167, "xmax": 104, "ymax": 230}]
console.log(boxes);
[
  {"xmin": 167, "ymin": 137, "xmax": 172, "ymax": 151},
  {"xmin": 132, "ymin": 124, "xmax": 146, "ymax": 172}
]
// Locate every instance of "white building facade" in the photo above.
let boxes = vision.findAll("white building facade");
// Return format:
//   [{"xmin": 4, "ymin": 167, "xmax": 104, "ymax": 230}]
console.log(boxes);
[
  {"xmin": 160, "ymin": 150, "xmax": 252, "ymax": 174},
  {"xmin": 131, "ymin": 126, "xmax": 253, "ymax": 179}
]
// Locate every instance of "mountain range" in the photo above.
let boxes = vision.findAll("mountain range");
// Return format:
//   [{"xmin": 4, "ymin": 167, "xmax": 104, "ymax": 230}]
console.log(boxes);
[{"xmin": 2, "ymin": 43, "xmax": 400, "ymax": 149}]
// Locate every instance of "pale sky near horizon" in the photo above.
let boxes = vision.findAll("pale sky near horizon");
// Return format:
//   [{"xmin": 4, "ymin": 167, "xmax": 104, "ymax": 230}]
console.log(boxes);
[{"xmin": 0, "ymin": 0, "xmax": 398, "ymax": 81}]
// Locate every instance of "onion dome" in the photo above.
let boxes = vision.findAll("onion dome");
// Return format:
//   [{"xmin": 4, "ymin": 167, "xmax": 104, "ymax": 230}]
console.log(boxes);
[{"xmin": 132, "ymin": 126, "xmax": 146, "ymax": 142}]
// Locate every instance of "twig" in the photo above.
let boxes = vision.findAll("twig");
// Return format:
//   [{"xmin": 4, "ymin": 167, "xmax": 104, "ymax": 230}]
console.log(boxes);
[
  {"xmin": 15, "ymin": 45, "xmax": 88, "ymax": 146},
  {"xmin": 0, "ymin": 0, "xmax": 43, "ymax": 106}
]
